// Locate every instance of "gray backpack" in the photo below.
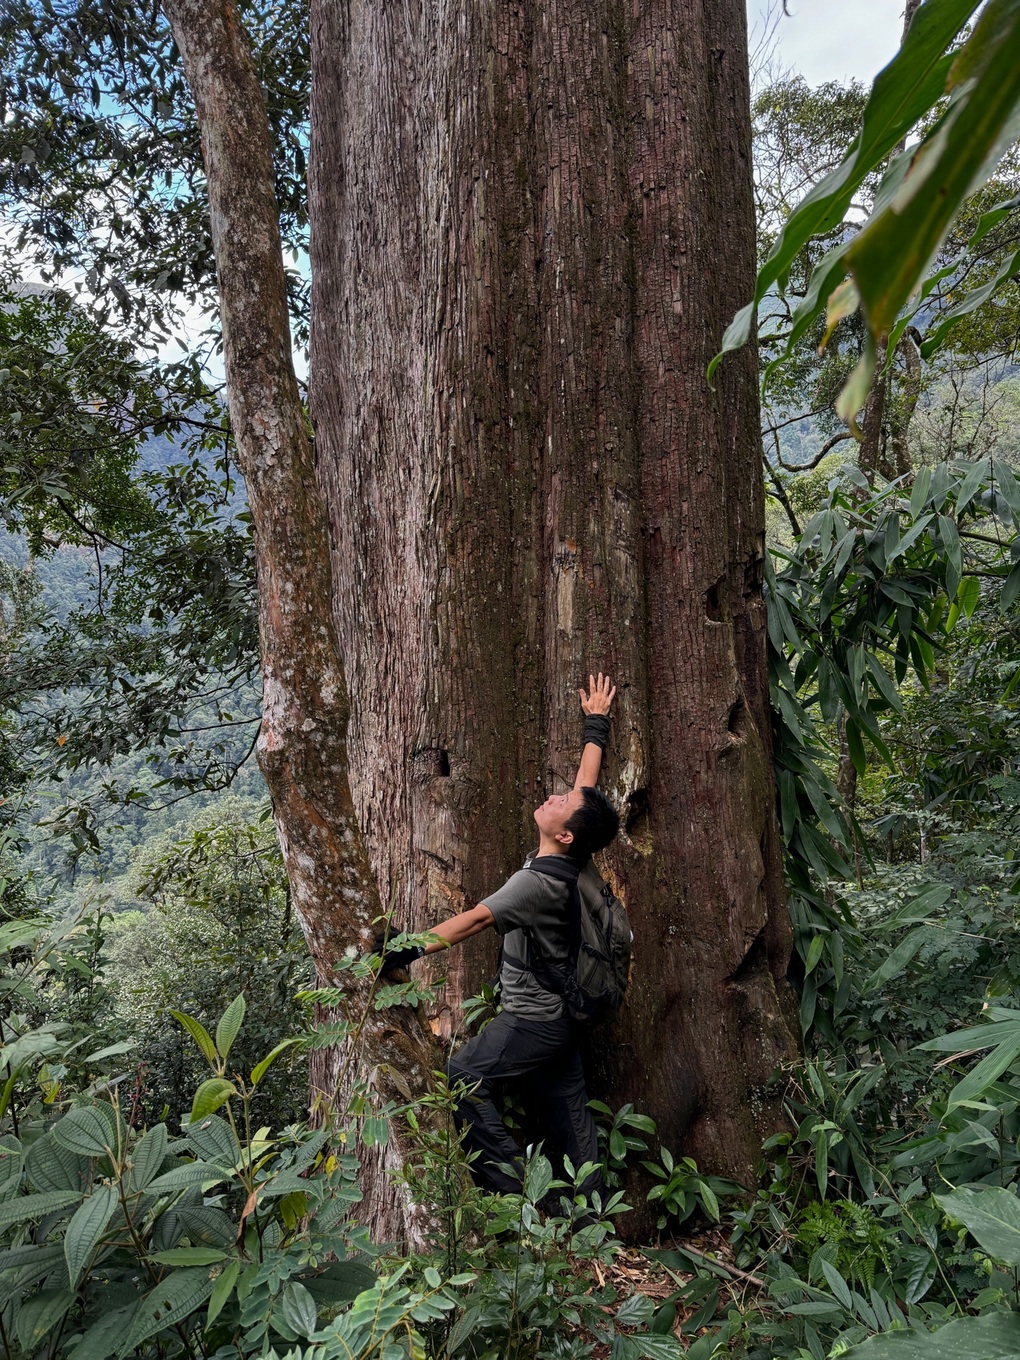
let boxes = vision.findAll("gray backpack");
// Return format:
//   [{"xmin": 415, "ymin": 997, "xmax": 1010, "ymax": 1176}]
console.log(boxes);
[{"xmin": 510, "ymin": 855, "xmax": 633, "ymax": 1021}]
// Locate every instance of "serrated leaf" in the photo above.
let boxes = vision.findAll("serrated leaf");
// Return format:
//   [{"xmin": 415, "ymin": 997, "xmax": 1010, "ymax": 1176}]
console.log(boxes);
[
  {"xmin": 147, "ymin": 1161, "xmax": 231, "ymax": 1193},
  {"xmin": 129, "ymin": 1124, "xmax": 168, "ymax": 1193},
  {"xmin": 214, "ymin": 994, "xmax": 246, "ymax": 1063},
  {"xmin": 15, "ymin": 1287, "xmax": 74, "ymax": 1353},
  {"xmin": 169, "ymin": 1010, "xmax": 218, "ymax": 1066},
  {"xmin": 191, "ymin": 1079, "xmax": 236, "ymax": 1122},
  {"xmin": 122, "ymin": 1266, "xmax": 215, "ymax": 1353},
  {"xmin": 183, "ymin": 1112, "xmax": 240, "ymax": 1166},
  {"xmin": 24, "ymin": 1130, "xmax": 86, "ymax": 1193},
  {"xmin": 0, "ymin": 1187, "xmax": 81, "ymax": 1229},
  {"xmin": 67, "ymin": 1304, "xmax": 139, "ymax": 1360},
  {"xmin": 65, "ymin": 1184, "xmax": 119, "ymax": 1288},
  {"xmin": 51, "ymin": 1105, "xmax": 117, "ymax": 1158}
]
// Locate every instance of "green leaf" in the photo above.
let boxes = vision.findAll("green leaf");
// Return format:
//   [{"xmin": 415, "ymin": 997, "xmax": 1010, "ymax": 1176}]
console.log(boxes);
[
  {"xmin": 251, "ymin": 1037, "xmax": 302, "ymax": 1088},
  {"xmin": 996, "ymin": 459, "xmax": 1020, "ymax": 522},
  {"xmin": 51, "ymin": 1104, "xmax": 117, "ymax": 1158},
  {"xmin": 169, "ymin": 1010, "xmax": 218, "ymax": 1067},
  {"xmin": 15, "ymin": 1288, "xmax": 75, "ymax": 1353},
  {"xmin": 875, "ymin": 883, "xmax": 952, "ymax": 932},
  {"xmin": 279, "ymin": 1280, "xmax": 318, "ymax": 1338},
  {"xmin": 65, "ymin": 1184, "xmax": 119, "ymax": 1288},
  {"xmin": 1001, "ymin": 561, "xmax": 1020, "ymax": 612},
  {"xmin": 939, "ymin": 1186, "xmax": 1020, "ymax": 1265},
  {"xmin": 0, "ymin": 1188, "xmax": 81, "ymax": 1229},
  {"xmin": 953, "ymin": 458, "xmax": 990, "ymax": 517},
  {"xmin": 149, "ymin": 1247, "xmax": 229, "ymax": 1266},
  {"xmin": 214, "ymin": 994, "xmax": 246, "ymax": 1063},
  {"xmin": 615, "ymin": 1292, "xmax": 656, "ymax": 1326},
  {"xmin": 861, "ymin": 927, "xmax": 928, "ymax": 993},
  {"xmin": 122, "ymin": 1266, "xmax": 216, "ymax": 1353},
  {"xmin": 190, "ymin": 1078, "xmax": 236, "ymax": 1122},
  {"xmin": 846, "ymin": 3, "xmax": 1020, "ymax": 340},
  {"xmin": 709, "ymin": 0, "xmax": 980, "ymax": 383},
  {"xmin": 803, "ymin": 932, "xmax": 828, "ymax": 976},
  {"xmin": 129, "ymin": 1124, "xmax": 168, "ymax": 1192},
  {"xmin": 918, "ymin": 1015, "xmax": 1020, "ymax": 1053},
  {"xmin": 819, "ymin": 1260, "xmax": 853, "ymax": 1311},
  {"xmin": 147, "ymin": 1161, "xmax": 231, "ymax": 1193},
  {"xmin": 24, "ymin": 1130, "xmax": 87, "ymax": 1192},
  {"xmin": 865, "ymin": 652, "xmax": 904, "ymax": 714},
  {"xmin": 839, "ymin": 1310, "xmax": 1020, "ymax": 1358},
  {"xmin": 207, "ymin": 1258, "xmax": 241, "ymax": 1326},
  {"xmin": 301, "ymin": 1259, "xmax": 377, "ymax": 1306},
  {"xmin": 67, "ymin": 1305, "xmax": 140, "ymax": 1360},
  {"xmin": 910, "ymin": 467, "xmax": 932, "ymax": 518},
  {"xmin": 889, "ymin": 512, "xmax": 934, "ymax": 563},
  {"xmin": 947, "ymin": 1032, "xmax": 1020, "ymax": 1110},
  {"xmin": 956, "ymin": 574, "xmax": 981, "ymax": 619}
]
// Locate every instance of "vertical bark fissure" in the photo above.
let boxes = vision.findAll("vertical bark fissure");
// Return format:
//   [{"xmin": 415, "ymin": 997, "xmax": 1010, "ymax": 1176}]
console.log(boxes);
[
  {"xmin": 161, "ymin": 0, "xmax": 443, "ymax": 1247},
  {"xmin": 310, "ymin": 0, "xmax": 799, "ymax": 1237}
]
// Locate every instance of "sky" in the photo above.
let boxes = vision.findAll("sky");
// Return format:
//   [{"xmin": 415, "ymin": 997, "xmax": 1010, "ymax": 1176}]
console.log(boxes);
[{"xmin": 749, "ymin": 0, "xmax": 907, "ymax": 87}]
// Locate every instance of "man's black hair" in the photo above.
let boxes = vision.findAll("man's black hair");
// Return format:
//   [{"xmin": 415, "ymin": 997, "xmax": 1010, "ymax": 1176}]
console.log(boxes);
[{"xmin": 565, "ymin": 786, "xmax": 620, "ymax": 862}]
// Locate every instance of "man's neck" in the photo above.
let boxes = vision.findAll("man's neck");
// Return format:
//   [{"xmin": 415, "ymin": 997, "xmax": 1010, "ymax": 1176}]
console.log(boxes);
[{"xmin": 536, "ymin": 833, "xmax": 567, "ymax": 858}]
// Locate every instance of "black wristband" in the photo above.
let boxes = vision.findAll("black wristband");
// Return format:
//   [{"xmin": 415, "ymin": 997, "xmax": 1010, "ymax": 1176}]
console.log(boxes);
[{"xmin": 583, "ymin": 714, "xmax": 611, "ymax": 751}]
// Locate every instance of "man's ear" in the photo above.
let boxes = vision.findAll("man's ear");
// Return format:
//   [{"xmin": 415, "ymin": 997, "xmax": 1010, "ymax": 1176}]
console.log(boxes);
[{"xmin": 554, "ymin": 827, "xmax": 575, "ymax": 848}]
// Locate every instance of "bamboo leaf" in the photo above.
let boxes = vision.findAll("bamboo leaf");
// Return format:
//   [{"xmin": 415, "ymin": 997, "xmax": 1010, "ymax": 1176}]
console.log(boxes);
[
  {"xmin": 861, "ymin": 927, "xmax": 928, "ymax": 992},
  {"xmin": 946, "ymin": 1033, "xmax": 1020, "ymax": 1110}
]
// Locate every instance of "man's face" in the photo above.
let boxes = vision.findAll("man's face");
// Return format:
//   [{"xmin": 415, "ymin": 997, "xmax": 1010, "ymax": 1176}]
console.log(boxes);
[{"xmin": 533, "ymin": 787, "xmax": 584, "ymax": 843}]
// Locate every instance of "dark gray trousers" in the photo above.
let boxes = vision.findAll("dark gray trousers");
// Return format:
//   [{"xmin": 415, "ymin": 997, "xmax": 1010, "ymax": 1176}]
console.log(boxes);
[{"xmin": 446, "ymin": 1011, "xmax": 602, "ymax": 1199}]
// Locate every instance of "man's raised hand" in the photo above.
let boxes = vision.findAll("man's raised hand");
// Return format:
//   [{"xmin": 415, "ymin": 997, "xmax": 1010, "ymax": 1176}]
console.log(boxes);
[{"xmin": 579, "ymin": 672, "xmax": 617, "ymax": 716}]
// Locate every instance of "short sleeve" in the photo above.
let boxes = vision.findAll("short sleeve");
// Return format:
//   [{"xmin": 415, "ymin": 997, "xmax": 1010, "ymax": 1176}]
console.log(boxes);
[{"xmin": 481, "ymin": 870, "xmax": 537, "ymax": 935}]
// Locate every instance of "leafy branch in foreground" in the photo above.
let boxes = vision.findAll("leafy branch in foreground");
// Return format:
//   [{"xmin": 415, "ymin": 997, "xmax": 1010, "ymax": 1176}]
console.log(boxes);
[{"xmin": 713, "ymin": 0, "xmax": 1020, "ymax": 421}]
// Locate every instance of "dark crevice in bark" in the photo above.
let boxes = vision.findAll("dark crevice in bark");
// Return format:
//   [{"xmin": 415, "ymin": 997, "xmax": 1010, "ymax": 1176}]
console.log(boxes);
[{"xmin": 725, "ymin": 925, "xmax": 767, "ymax": 986}]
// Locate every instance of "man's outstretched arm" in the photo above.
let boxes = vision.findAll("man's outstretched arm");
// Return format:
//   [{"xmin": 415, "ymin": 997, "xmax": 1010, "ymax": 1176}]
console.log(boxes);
[
  {"xmin": 374, "ymin": 904, "xmax": 495, "ymax": 971},
  {"xmin": 573, "ymin": 671, "xmax": 617, "ymax": 792}
]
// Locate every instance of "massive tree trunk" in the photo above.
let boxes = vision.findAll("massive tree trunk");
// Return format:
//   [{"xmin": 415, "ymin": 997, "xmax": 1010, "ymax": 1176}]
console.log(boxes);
[
  {"xmin": 309, "ymin": 0, "xmax": 798, "ymax": 1234},
  {"xmin": 160, "ymin": 0, "xmax": 443, "ymax": 1248}
]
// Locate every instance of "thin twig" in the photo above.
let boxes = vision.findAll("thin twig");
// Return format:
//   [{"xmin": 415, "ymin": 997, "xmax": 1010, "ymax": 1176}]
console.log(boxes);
[{"xmin": 665, "ymin": 1242, "xmax": 767, "ymax": 1289}]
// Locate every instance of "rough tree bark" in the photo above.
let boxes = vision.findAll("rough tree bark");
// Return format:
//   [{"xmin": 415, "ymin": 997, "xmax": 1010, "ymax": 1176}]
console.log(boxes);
[
  {"xmin": 309, "ymin": 0, "xmax": 799, "ymax": 1237},
  {"xmin": 159, "ymin": 0, "xmax": 443, "ymax": 1245}
]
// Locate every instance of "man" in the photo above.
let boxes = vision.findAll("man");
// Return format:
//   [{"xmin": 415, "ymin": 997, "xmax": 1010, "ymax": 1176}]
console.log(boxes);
[{"xmin": 377, "ymin": 672, "xmax": 619, "ymax": 1196}]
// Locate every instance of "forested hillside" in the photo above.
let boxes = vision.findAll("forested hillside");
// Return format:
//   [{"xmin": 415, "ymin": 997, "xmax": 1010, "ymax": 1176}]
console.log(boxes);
[{"xmin": 3, "ymin": 1, "xmax": 1020, "ymax": 1358}]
